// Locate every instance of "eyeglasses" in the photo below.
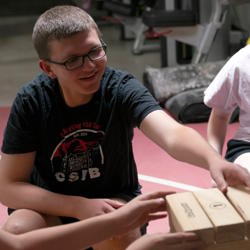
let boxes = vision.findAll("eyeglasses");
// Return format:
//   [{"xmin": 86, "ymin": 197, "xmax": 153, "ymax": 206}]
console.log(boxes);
[{"xmin": 46, "ymin": 43, "xmax": 107, "ymax": 71}]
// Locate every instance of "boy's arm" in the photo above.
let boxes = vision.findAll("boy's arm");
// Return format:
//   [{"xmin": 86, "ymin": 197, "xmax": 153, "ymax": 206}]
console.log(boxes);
[
  {"xmin": 0, "ymin": 231, "xmax": 20, "ymax": 250},
  {"xmin": 126, "ymin": 232, "xmax": 205, "ymax": 250},
  {"xmin": 207, "ymin": 108, "xmax": 230, "ymax": 154},
  {"xmin": 0, "ymin": 191, "xmax": 169, "ymax": 250},
  {"xmin": 140, "ymin": 110, "xmax": 224, "ymax": 168},
  {"xmin": 139, "ymin": 110, "xmax": 250, "ymax": 191},
  {"xmin": 0, "ymin": 153, "xmax": 121, "ymax": 220}
]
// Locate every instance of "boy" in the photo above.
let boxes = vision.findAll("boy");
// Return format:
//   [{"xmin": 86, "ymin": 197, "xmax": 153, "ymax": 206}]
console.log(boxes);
[{"xmin": 0, "ymin": 5, "xmax": 249, "ymax": 250}]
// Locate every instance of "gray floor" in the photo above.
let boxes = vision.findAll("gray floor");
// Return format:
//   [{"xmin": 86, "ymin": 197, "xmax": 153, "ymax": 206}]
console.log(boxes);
[{"xmin": 0, "ymin": 17, "xmax": 161, "ymax": 107}]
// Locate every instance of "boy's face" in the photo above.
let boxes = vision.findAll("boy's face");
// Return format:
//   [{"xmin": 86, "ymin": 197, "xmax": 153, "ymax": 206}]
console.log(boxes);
[{"xmin": 40, "ymin": 28, "xmax": 107, "ymax": 107}]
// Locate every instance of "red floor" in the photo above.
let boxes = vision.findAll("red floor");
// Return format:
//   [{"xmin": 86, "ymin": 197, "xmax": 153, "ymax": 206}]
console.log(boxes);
[{"xmin": 0, "ymin": 107, "xmax": 238, "ymax": 233}]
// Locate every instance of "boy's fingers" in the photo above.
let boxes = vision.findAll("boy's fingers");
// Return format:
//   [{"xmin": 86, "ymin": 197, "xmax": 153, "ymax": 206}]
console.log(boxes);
[
  {"xmin": 211, "ymin": 172, "xmax": 227, "ymax": 193},
  {"xmin": 138, "ymin": 191, "xmax": 175, "ymax": 201},
  {"xmin": 147, "ymin": 212, "xmax": 168, "ymax": 221},
  {"xmin": 137, "ymin": 198, "xmax": 167, "ymax": 212}
]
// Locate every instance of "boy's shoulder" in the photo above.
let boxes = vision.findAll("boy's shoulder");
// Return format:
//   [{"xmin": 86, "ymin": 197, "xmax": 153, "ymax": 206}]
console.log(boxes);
[
  {"xmin": 102, "ymin": 67, "xmax": 136, "ymax": 87},
  {"xmin": 18, "ymin": 72, "xmax": 57, "ymax": 97},
  {"xmin": 233, "ymin": 44, "xmax": 250, "ymax": 61},
  {"xmin": 13, "ymin": 73, "xmax": 59, "ymax": 112}
]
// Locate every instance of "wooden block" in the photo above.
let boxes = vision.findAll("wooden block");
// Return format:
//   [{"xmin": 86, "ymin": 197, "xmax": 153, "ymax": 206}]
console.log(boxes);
[
  {"xmin": 166, "ymin": 191, "xmax": 215, "ymax": 244},
  {"xmin": 193, "ymin": 188, "xmax": 245, "ymax": 243},
  {"xmin": 226, "ymin": 186, "xmax": 250, "ymax": 238},
  {"xmin": 204, "ymin": 239, "xmax": 250, "ymax": 250}
]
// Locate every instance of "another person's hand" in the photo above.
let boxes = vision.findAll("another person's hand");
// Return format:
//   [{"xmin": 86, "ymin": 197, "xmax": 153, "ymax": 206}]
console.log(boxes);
[
  {"xmin": 75, "ymin": 198, "xmax": 123, "ymax": 220},
  {"xmin": 209, "ymin": 159, "xmax": 250, "ymax": 192},
  {"xmin": 126, "ymin": 232, "xmax": 206, "ymax": 250},
  {"xmin": 111, "ymin": 191, "xmax": 172, "ymax": 234}
]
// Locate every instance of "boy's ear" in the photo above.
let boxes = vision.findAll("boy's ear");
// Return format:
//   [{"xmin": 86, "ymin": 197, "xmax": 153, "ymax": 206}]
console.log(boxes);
[{"xmin": 39, "ymin": 60, "xmax": 57, "ymax": 79}]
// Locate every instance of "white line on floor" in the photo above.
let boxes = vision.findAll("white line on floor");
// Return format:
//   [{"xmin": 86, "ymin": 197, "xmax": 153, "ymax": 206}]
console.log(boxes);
[{"xmin": 138, "ymin": 174, "xmax": 202, "ymax": 191}]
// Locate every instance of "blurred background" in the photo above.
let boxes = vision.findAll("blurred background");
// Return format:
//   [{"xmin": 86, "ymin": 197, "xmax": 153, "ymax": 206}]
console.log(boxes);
[{"xmin": 0, "ymin": 0, "xmax": 250, "ymax": 107}]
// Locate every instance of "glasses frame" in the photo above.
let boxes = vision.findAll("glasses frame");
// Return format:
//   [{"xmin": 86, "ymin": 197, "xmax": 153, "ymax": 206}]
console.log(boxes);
[{"xmin": 46, "ymin": 42, "xmax": 107, "ymax": 71}]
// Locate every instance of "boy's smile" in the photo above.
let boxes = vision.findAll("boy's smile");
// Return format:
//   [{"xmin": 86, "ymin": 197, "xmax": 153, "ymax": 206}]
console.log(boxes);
[{"xmin": 40, "ymin": 28, "xmax": 107, "ymax": 107}]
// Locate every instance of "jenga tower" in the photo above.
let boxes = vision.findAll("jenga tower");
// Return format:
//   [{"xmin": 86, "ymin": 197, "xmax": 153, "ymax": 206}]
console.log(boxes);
[{"xmin": 166, "ymin": 186, "xmax": 250, "ymax": 250}]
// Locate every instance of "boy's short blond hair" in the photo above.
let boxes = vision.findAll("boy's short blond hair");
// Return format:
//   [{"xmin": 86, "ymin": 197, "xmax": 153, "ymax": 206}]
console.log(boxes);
[{"xmin": 32, "ymin": 5, "xmax": 102, "ymax": 59}]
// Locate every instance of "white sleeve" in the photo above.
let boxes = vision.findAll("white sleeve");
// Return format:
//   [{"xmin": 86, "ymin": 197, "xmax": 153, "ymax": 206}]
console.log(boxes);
[{"xmin": 204, "ymin": 49, "xmax": 244, "ymax": 113}]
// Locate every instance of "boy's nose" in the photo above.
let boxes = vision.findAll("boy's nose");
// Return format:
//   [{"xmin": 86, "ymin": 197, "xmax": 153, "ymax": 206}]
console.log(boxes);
[{"xmin": 82, "ymin": 56, "xmax": 95, "ymax": 68}]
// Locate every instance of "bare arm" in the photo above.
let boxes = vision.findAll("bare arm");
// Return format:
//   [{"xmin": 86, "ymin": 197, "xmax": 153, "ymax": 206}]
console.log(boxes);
[
  {"xmin": 0, "ymin": 153, "xmax": 121, "ymax": 220},
  {"xmin": 207, "ymin": 108, "xmax": 230, "ymax": 154},
  {"xmin": 140, "ymin": 110, "xmax": 222, "ymax": 169},
  {"xmin": 0, "ymin": 191, "xmax": 169, "ymax": 250},
  {"xmin": 0, "ymin": 231, "xmax": 20, "ymax": 250},
  {"xmin": 126, "ymin": 232, "xmax": 205, "ymax": 250},
  {"xmin": 140, "ymin": 110, "xmax": 250, "ymax": 191}
]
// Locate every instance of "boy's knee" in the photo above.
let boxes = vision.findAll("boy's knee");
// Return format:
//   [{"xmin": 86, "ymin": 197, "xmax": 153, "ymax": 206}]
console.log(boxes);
[
  {"xmin": 3, "ymin": 219, "xmax": 28, "ymax": 235},
  {"xmin": 2, "ymin": 209, "xmax": 48, "ymax": 234}
]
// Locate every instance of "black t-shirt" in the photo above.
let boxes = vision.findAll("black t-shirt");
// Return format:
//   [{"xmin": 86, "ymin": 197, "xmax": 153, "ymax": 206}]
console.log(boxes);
[{"xmin": 2, "ymin": 67, "xmax": 161, "ymax": 198}]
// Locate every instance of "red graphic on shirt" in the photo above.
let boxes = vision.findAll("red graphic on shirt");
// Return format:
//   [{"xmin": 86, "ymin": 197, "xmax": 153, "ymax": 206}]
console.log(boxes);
[{"xmin": 51, "ymin": 128, "xmax": 105, "ymax": 183}]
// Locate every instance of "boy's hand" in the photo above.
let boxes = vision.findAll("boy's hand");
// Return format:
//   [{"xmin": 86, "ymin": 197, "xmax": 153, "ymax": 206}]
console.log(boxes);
[
  {"xmin": 75, "ymin": 198, "xmax": 123, "ymax": 220},
  {"xmin": 209, "ymin": 160, "xmax": 250, "ymax": 192}
]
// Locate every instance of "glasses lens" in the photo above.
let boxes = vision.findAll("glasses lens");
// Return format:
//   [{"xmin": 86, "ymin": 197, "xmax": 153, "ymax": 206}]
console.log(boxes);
[
  {"xmin": 64, "ymin": 45, "xmax": 106, "ymax": 70},
  {"xmin": 65, "ymin": 56, "xmax": 83, "ymax": 70},
  {"xmin": 88, "ymin": 46, "xmax": 106, "ymax": 61}
]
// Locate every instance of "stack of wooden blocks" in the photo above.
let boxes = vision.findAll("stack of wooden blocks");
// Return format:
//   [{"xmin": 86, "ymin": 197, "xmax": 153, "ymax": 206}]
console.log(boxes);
[{"xmin": 166, "ymin": 186, "xmax": 250, "ymax": 249}]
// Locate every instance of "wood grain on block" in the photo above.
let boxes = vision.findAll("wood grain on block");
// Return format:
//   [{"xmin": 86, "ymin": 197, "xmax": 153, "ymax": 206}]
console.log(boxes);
[
  {"xmin": 226, "ymin": 186, "xmax": 250, "ymax": 238},
  {"xmin": 204, "ymin": 238, "xmax": 250, "ymax": 250},
  {"xmin": 193, "ymin": 188, "xmax": 245, "ymax": 243},
  {"xmin": 166, "ymin": 192, "xmax": 214, "ymax": 244}
]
